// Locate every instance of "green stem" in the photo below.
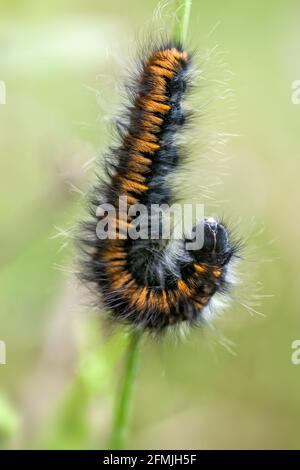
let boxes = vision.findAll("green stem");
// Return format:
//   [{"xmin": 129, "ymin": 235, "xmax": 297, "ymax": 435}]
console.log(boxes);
[
  {"xmin": 108, "ymin": 330, "xmax": 142, "ymax": 450},
  {"xmin": 174, "ymin": 0, "xmax": 193, "ymax": 44}
]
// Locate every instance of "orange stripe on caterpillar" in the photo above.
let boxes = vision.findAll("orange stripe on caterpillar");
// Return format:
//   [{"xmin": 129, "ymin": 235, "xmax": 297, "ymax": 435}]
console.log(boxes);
[
  {"xmin": 194, "ymin": 263, "xmax": 206, "ymax": 273},
  {"xmin": 148, "ymin": 65, "xmax": 175, "ymax": 79},
  {"xmin": 127, "ymin": 137, "xmax": 160, "ymax": 153},
  {"xmin": 125, "ymin": 171, "xmax": 147, "ymax": 183},
  {"xmin": 177, "ymin": 279, "xmax": 192, "ymax": 297},
  {"xmin": 142, "ymin": 113, "xmax": 163, "ymax": 126},
  {"xmin": 125, "ymin": 194, "xmax": 139, "ymax": 205},
  {"xmin": 139, "ymin": 99, "xmax": 170, "ymax": 114},
  {"xmin": 120, "ymin": 178, "xmax": 148, "ymax": 194},
  {"xmin": 129, "ymin": 154, "xmax": 152, "ymax": 166},
  {"xmin": 212, "ymin": 268, "xmax": 222, "ymax": 278}
]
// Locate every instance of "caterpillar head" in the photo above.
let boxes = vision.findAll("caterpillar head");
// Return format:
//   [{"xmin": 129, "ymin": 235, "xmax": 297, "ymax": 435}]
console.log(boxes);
[
  {"xmin": 184, "ymin": 217, "xmax": 237, "ymax": 287},
  {"xmin": 186, "ymin": 217, "xmax": 233, "ymax": 260}
]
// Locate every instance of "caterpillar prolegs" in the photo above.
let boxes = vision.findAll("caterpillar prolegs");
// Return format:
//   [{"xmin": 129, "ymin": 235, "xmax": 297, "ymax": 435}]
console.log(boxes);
[{"xmin": 80, "ymin": 42, "xmax": 239, "ymax": 331}]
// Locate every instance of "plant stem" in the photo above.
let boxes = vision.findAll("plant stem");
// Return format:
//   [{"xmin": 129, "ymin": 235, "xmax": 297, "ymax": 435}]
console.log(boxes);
[
  {"xmin": 109, "ymin": 330, "xmax": 142, "ymax": 450},
  {"xmin": 174, "ymin": 0, "xmax": 193, "ymax": 44}
]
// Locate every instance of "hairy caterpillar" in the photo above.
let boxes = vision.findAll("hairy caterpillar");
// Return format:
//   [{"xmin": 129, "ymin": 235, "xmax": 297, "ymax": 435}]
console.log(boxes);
[{"xmin": 80, "ymin": 41, "xmax": 239, "ymax": 332}]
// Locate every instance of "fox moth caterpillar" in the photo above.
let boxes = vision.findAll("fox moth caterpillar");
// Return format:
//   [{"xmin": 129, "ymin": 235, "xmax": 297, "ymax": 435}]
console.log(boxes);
[{"xmin": 79, "ymin": 41, "xmax": 239, "ymax": 332}]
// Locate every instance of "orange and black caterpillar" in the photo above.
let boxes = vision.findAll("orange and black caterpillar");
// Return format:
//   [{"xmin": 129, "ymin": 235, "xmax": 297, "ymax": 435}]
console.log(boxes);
[{"xmin": 80, "ymin": 42, "xmax": 239, "ymax": 331}]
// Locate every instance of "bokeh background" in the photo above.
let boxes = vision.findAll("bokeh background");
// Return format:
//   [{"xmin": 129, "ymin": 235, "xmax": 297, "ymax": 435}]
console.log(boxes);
[{"xmin": 1, "ymin": 0, "xmax": 300, "ymax": 450}]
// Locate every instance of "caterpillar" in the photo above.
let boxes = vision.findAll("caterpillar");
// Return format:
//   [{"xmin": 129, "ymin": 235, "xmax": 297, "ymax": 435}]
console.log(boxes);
[{"xmin": 80, "ymin": 41, "xmax": 239, "ymax": 332}]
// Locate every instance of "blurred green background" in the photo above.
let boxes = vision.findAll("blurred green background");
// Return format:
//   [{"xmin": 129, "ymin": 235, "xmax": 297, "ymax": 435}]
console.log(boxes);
[{"xmin": 1, "ymin": 0, "xmax": 300, "ymax": 450}]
